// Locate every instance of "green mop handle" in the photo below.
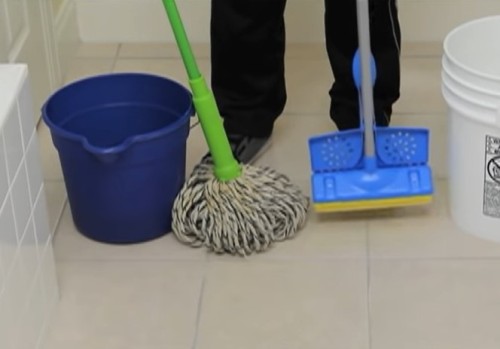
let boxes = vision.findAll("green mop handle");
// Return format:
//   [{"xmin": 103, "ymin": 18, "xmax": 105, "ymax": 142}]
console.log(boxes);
[
  {"xmin": 161, "ymin": 0, "xmax": 241, "ymax": 181},
  {"xmin": 356, "ymin": 0, "xmax": 376, "ymax": 158}
]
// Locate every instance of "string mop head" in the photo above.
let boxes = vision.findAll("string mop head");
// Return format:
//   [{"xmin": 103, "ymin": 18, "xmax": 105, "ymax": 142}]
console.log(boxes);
[{"xmin": 172, "ymin": 158, "xmax": 309, "ymax": 256}]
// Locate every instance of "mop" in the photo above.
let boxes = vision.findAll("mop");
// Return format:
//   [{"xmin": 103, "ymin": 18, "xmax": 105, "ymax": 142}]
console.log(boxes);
[
  {"xmin": 308, "ymin": 0, "xmax": 434, "ymax": 212},
  {"xmin": 161, "ymin": 0, "xmax": 309, "ymax": 256}
]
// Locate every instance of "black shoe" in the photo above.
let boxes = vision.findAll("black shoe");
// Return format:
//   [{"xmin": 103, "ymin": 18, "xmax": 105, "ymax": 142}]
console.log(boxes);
[
  {"xmin": 376, "ymin": 112, "xmax": 391, "ymax": 127},
  {"xmin": 332, "ymin": 105, "xmax": 392, "ymax": 130},
  {"xmin": 202, "ymin": 133, "xmax": 272, "ymax": 165}
]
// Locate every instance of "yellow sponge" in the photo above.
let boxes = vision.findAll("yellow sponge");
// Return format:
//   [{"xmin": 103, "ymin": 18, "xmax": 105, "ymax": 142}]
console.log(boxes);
[{"xmin": 313, "ymin": 195, "xmax": 433, "ymax": 213}]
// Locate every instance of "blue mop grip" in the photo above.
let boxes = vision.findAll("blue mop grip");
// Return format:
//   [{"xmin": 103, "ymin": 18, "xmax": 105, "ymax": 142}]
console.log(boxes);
[
  {"xmin": 352, "ymin": 49, "xmax": 377, "ymax": 132},
  {"xmin": 352, "ymin": 49, "xmax": 377, "ymax": 90}
]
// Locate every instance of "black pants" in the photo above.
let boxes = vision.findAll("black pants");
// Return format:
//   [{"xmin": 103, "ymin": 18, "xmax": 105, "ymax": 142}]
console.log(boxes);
[{"xmin": 211, "ymin": 0, "xmax": 401, "ymax": 137}]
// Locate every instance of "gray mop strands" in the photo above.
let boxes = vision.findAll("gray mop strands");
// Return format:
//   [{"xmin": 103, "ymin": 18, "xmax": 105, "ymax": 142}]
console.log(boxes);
[{"xmin": 172, "ymin": 158, "xmax": 310, "ymax": 256}]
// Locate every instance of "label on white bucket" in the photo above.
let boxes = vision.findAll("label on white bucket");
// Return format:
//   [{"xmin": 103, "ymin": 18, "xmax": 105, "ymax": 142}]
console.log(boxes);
[{"xmin": 484, "ymin": 135, "xmax": 500, "ymax": 218}]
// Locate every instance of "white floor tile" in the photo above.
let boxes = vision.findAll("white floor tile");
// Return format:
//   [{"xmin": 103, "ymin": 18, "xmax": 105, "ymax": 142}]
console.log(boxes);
[
  {"xmin": 43, "ymin": 181, "xmax": 66, "ymax": 235},
  {"xmin": 53, "ymin": 204, "xmax": 207, "ymax": 262},
  {"xmin": 285, "ymin": 43, "xmax": 329, "ymax": 59},
  {"xmin": 113, "ymin": 58, "xmax": 211, "ymax": 88},
  {"xmin": 370, "ymin": 259, "xmax": 500, "ymax": 349},
  {"xmin": 119, "ymin": 43, "xmax": 210, "ymax": 59},
  {"xmin": 43, "ymin": 260, "xmax": 205, "ymax": 349},
  {"xmin": 63, "ymin": 58, "xmax": 115, "ymax": 84},
  {"xmin": 207, "ymin": 208, "xmax": 368, "ymax": 261},
  {"xmin": 402, "ymin": 41, "xmax": 443, "ymax": 57},
  {"xmin": 76, "ymin": 43, "xmax": 120, "ymax": 58},
  {"xmin": 37, "ymin": 122, "xmax": 63, "ymax": 181},
  {"xmin": 197, "ymin": 260, "xmax": 369, "ymax": 349},
  {"xmin": 395, "ymin": 57, "xmax": 446, "ymax": 114},
  {"xmin": 283, "ymin": 58, "xmax": 333, "ymax": 116},
  {"xmin": 369, "ymin": 179, "xmax": 500, "ymax": 259}
]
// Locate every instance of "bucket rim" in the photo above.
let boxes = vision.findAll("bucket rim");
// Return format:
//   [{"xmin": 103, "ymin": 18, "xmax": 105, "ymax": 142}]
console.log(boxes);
[
  {"xmin": 442, "ymin": 57, "xmax": 500, "ymax": 98},
  {"xmin": 442, "ymin": 76, "xmax": 497, "ymax": 110},
  {"xmin": 442, "ymin": 78, "xmax": 499, "ymax": 126},
  {"xmin": 41, "ymin": 72, "xmax": 195, "ymax": 155},
  {"xmin": 443, "ymin": 15, "xmax": 500, "ymax": 83}
]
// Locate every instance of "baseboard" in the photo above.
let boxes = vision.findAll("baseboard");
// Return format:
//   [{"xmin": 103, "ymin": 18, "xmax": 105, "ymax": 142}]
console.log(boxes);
[
  {"xmin": 76, "ymin": 0, "xmax": 500, "ymax": 43},
  {"xmin": 54, "ymin": 0, "xmax": 80, "ymax": 83}
]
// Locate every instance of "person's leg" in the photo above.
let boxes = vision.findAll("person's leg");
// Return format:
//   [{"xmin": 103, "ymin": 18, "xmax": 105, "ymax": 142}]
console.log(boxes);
[
  {"xmin": 209, "ymin": 0, "xmax": 287, "ymax": 163},
  {"xmin": 324, "ymin": 0, "xmax": 401, "ymax": 130},
  {"xmin": 324, "ymin": 0, "xmax": 358, "ymax": 130},
  {"xmin": 211, "ymin": 0, "xmax": 287, "ymax": 138},
  {"xmin": 370, "ymin": 0, "xmax": 401, "ymax": 125}
]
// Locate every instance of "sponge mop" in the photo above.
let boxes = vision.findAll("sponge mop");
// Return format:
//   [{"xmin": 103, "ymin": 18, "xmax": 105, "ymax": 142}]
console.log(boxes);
[{"xmin": 308, "ymin": 0, "xmax": 433, "ymax": 213}]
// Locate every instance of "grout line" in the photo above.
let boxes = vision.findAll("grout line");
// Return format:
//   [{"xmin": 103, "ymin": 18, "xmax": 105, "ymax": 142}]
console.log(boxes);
[
  {"xmin": 115, "ymin": 42, "xmax": 123, "ymax": 58},
  {"xmin": 191, "ymin": 272, "xmax": 207, "ymax": 349},
  {"xmin": 281, "ymin": 111, "xmax": 446, "ymax": 118},
  {"xmin": 369, "ymin": 256, "xmax": 500, "ymax": 262},
  {"xmin": 116, "ymin": 56, "xmax": 202, "ymax": 61},
  {"xmin": 54, "ymin": 256, "xmax": 210, "ymax": 263},
  {"xmin": 401, "ymin": 52, "xmax": 443, "ymax": 59},
  {"xmin": 43, "ymin": 178, "xmax": 65, "ymax": 183},
  {"xmin": 204, "ymin": 254, "xmax": 375, "ymax": 263},
  {"xmin": 52, "ymin": 254, "xmax": 377, "ymax": 264},
  {"xmin": 110, "ymin": 43, "xmax": 122, "ymax": 72},
  {"xmin": 51, "ymin": 199, "xmax": 67, "ymax": 240},
  {"xmin": 75, "ymin": 43, "xmax": 442, "ymax": 59},
  {"xmin": 35, "ymin": 296, "xmax": 57, "ymax": 349},
  {"xmin": 47, "ymin": 246, "xmax": 500, "ymax": 263}
]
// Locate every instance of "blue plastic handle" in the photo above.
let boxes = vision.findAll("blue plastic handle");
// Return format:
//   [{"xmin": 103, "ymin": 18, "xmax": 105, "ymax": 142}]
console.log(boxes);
[{"xmin": 352, "ymin": 49, "xmax": 377, "ymax": 90}]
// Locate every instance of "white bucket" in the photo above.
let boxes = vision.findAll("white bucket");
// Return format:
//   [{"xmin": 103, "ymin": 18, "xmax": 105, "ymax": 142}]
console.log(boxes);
[
  {"xmin": 442, "ymin": 15, "xmax": 500, "ymax": 242},
  {"xmin": 443, "ymin": 16, "xmax": 500, "ymax": 91},
  {"xmin": 442, "ymin": 58, "xmax": 500, "ymax": 106}
]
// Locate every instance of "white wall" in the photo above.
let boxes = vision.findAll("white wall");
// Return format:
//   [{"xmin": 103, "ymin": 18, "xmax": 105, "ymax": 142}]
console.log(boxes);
[
  {"xmin": 50, "ymin": 0, "xmax": 66, "ymax": 15},
  {"xmin": 0, "ymin": 64, "xmax": 59, "ymax": 349},
  {"xmin": 0, "ymin": 0, "xmax": 79, "ymax": 113},
  {"xmin": 53, "ymin": 0, "xmax": 80, "ymax": 82},
  {"xmin": 76, "ymin": 0, "xmax": 500, "ymax": 43}
]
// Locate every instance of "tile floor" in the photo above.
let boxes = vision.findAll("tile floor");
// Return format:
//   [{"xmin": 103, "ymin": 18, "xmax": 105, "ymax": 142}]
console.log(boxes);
[{"xmin": 39, "ymin": 42, "xmax": 500, "ymax": 349}]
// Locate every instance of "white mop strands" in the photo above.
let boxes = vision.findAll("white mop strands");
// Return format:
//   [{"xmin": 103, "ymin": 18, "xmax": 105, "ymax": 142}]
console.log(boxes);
[{"xmin": 172, "ymin": 159, "xmax": 310, "ymax": 256}]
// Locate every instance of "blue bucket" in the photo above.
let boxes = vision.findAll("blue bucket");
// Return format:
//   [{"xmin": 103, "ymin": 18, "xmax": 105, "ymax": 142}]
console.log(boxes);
[{"xmin": 42, "ymin": 73, "xmax": 194, "ymax": 244}]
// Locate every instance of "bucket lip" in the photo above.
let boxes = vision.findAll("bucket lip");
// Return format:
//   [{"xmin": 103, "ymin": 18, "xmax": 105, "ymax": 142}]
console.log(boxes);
[
  {"xmin": 442, "ymin": 81, "xmax": 497, "ymax": 126},
  {"xmin": 442, "ymin": 57, "xmax": 500, "ymax": 98},
  {"xmin": 442, "ymin": 75, "xmax": 497, "ymax": 110},
  {"xmin": 41, "ymin": 72, "xmax": 194, "ymax": 155},
  {"xmin": 443, "ymin": 15, "xmax": 500, "ymax": 83}
]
